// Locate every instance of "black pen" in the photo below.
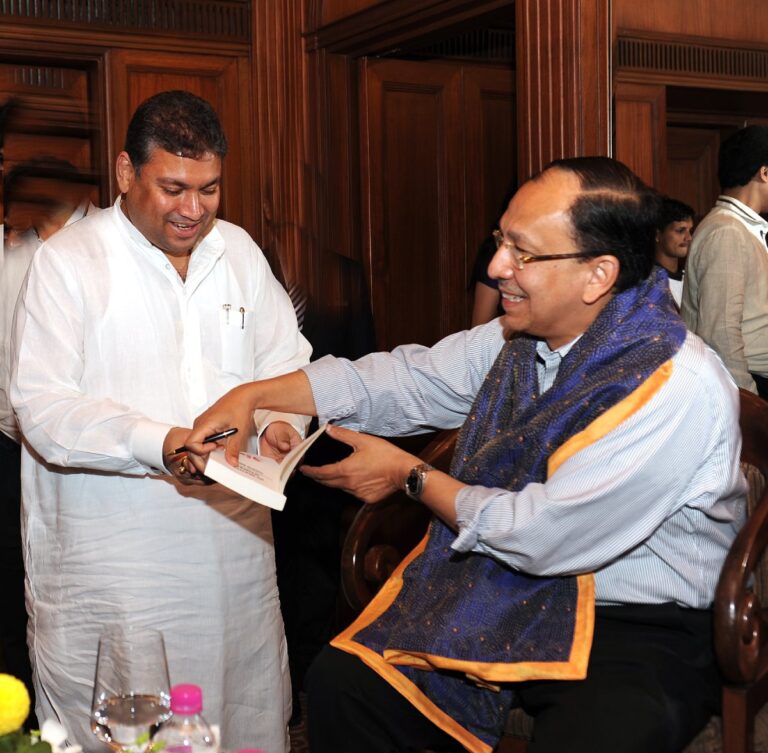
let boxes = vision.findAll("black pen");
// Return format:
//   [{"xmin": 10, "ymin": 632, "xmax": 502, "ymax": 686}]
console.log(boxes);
[{"xmin": 171, "ymin": 428, "xmax": 238, "ymax": 456}]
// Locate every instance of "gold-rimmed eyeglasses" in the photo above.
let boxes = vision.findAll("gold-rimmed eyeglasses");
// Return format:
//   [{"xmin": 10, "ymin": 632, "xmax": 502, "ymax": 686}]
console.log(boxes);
[{"xmin": 492, "ymin": 229, "xmax": 591, "ymax": 271}]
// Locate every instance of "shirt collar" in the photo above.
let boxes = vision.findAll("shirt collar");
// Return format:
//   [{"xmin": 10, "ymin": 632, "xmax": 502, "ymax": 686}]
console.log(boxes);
[
  {"xmin": 715, "ymin": 195, "xmax": 768, "ymax": 241},
  {"xmin": 535, "ymin": 335, "xmax": 581, "ymax": 362}
]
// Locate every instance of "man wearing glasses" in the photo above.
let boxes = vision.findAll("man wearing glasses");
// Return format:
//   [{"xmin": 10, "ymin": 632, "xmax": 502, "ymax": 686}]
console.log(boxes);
[{"xmin": 187, "ymin": 157, "xmax": 745, "ymax": 753}]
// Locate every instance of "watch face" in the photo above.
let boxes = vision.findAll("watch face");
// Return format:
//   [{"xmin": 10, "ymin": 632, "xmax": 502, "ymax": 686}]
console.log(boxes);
[
  {"xmin": 405, "ymin": 464, "xmax": 432, "ymax": 500},
  {"xmin": 406, "ymin": 470, "xmax": 420, "ymax": 497}
]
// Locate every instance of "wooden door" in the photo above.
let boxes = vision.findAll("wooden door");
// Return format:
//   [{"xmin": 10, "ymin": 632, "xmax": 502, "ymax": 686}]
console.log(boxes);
[
  {"xmin": 359, "ymin": 58, "xmax": 514, "ymax": 350},
  {"xmin": 666, "ymin": 127, "xmax": 720, "ymax": 218}
]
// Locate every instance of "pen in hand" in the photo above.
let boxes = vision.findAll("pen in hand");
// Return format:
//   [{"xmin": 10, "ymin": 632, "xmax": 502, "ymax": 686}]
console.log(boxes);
[{"xmin": 171, "ymin": 428, "xmax": 238, "ymax": 456}]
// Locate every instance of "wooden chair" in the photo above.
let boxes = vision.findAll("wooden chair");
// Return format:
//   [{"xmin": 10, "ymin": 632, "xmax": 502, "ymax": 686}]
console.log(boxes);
[{"xmin": 339, "ymin": 389, "xmax": 768, "ymax": 753}]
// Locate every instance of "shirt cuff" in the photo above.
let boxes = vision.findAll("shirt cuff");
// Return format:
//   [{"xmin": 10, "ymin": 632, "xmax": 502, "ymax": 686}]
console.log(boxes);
[
  {"xmin": 131, "ymin": 418, "xmax": 176, "ymax": 473},
  {"xmin": 451, "ymin": 485, "xmax": 513, "ymax": 553},
  {"xmin": 302, "ymin": 357, "xmax": 358, "ymax": 423}
]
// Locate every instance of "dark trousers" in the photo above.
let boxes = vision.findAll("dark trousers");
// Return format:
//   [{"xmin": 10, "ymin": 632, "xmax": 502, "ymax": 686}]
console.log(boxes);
[
  {"xmin": 751, "ymin": 372, "xmax": 768, "ymax": 400},
  {"xmin": 306, "ymin": 603, "xmax": 721, "ymax": 753},
  {"xmin": 0, "ymin": 433, "xmax": 36, "ymax": 727}
]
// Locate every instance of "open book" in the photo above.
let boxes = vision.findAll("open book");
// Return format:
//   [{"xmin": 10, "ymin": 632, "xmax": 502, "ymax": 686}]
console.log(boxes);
[{"xmin": 203, "ymin": 423, "xmax": 328, "ymax": 510}]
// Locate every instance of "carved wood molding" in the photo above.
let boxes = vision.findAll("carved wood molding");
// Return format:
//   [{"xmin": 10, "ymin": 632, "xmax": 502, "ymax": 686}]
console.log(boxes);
[
  {"xmin": 0, "ymin": 0, "xmax": 250, "ymax": 43},
  {"xmin": 516, "ymin": 0, "xmax": 610, "ymax": 177},
  {"xmin": 252, "ymin": 0, "xmax": 312, "ymax": 289},
  {"xmin": 306, "ymin": 0, "xmax": 511, "ymax": 56},
  {"xmin": 617, "ymin": 31, "xmax": 768, "ymax": 86},
  {"xmin": 8, "ymin": 63, "xmax": 69, "ymax": 90}
]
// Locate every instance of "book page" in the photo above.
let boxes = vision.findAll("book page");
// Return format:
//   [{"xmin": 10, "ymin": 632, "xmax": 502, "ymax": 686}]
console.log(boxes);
[
  {"xmin": 277, "ymin": 422, "xmax": 329, "ymax": 485},
  {"xmin": 202, "ymin": 423, "xmax": 329, "ymax": 510}
]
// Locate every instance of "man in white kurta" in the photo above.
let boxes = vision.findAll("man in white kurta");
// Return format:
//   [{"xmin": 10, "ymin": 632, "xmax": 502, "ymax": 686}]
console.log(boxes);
[{"xmin": 10, "ymin": 91, "xmax": 311, "ymax": 753}]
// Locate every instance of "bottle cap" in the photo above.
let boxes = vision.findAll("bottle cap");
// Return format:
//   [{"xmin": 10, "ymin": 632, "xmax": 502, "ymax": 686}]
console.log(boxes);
[{"xmin": 169, "ymin": 683, "xmax": 203, "ymax": 714}]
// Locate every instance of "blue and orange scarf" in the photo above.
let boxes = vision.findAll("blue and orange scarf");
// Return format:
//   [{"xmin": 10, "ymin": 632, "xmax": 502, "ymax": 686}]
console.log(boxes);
[{"xmin": 333, "ymin": 269, "xmax": 687, "ymax": 752}]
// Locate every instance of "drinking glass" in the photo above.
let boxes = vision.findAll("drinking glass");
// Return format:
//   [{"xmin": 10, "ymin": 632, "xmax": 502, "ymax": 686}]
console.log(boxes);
[{"xmin": 90, "ymin": 626, "xmax": 172, "ymax": 752}]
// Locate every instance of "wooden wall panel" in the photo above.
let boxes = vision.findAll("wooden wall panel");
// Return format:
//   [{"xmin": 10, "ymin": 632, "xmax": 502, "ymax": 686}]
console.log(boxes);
[
  {"xmin": 360, "ymin": 59, "xmax": 465, "ymax": 349},
  {"xmin": 515, "ymin": 0, "xmax": 610, "ymax": 179},
  {"xmin": 312, "ymin": 0, "xmax": 511, "ymax": 55},
  {"xmin": 320, "ymin": 0, "xmax": 387, "ymax": 26},
  {"xmin": 463, "ymin": 64, "xmax": 516, "ymax": 277},
  {"xmin": 614, "ymin": 81, "xmax": 667, "ymax": 189},
  {"xmin": 615, "ymin": 0, "xmax": 768, "ymax": 48},
  {"xmin": 108, "ymin": 50, "xmax": 250, "ymax": 230},
  {"xmin": 322, "ymin": 52, "xmax": 361, "ymax": 263}
]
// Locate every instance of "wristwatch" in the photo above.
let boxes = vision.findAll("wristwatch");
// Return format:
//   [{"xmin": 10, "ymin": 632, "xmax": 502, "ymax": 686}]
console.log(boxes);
[{"xmin": 404, "ymin": 463, "xmax": 434, "ymax": 501}]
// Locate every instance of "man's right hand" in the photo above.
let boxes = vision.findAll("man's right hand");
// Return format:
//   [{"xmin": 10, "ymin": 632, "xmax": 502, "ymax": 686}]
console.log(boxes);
[
  {"xmin": 186, "ymin": 371, "xmax": 318, "ymax": 471},
  {"xmin": 185, "ymin": 383, "xmax": 259, "ymax": 470},
  {"xmin": 162, "ymin": 426, "xmax": 212, "ymax": 486}
]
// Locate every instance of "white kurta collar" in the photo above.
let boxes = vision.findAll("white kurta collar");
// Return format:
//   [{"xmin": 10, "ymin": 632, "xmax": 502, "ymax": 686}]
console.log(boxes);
[{"xmin": 112, "ymin": 194, "xmax": 225, "ymax": 277}]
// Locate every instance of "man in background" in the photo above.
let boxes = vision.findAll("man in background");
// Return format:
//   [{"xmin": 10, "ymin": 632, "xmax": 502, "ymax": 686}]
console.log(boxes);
[
  {"xmin": 682, "ymin": 125, "xmax": 768, "ymax": 397},
  {"xmin": 0, "ymin": 157, "xmax": 97, "ymax": 722},
  {"xmin": 654, "ymin": 196, "xmax": 694, "ymax": 309},
  {"xmin": 11, "ymin": 91, "xmax": 310, "ymax": 752}
]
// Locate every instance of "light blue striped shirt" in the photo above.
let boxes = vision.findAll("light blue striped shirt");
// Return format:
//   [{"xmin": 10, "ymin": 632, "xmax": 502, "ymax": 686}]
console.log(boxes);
[{"xmin": 303, "ymin": 319, "xmax": 746, "ymax": 608}]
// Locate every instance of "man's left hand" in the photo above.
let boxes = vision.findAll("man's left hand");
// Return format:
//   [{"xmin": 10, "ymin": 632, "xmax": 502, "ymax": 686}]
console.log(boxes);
[
  {"xmin": 260, "ymin": 421, "xmax": 302, "ymax": 462},
  {"xmin": 300, "ymin": 424, "xmax": 417, "ymax": 504}
]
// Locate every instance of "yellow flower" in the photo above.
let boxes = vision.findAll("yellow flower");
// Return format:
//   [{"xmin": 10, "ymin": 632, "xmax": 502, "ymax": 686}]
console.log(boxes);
[{"xmin": 0, "ymin": 673, "xmax": 30, "ymax": 735}]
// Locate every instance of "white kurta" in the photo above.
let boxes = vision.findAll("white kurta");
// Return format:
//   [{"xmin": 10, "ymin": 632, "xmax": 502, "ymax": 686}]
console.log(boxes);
[{"xmin": 10, "ymin": 199, "xmax": 312, "ymax": 753}]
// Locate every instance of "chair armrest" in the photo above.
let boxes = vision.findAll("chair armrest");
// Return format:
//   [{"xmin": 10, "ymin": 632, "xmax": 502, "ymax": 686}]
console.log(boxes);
[
  {"xmin": 339, "ymin": 429, "xmax": 458, "ymax": 614},
  {"xmin": 714, "ymin": 483, "xmax": 768, "ymax": 684}
]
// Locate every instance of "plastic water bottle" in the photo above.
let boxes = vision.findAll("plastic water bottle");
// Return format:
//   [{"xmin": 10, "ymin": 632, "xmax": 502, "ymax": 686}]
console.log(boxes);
[{"xmin": 152, "ymin": 684, "xmax": 217, "ymax": 753}]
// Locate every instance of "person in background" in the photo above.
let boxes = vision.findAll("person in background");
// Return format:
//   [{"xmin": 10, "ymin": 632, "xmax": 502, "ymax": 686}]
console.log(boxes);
[
  {"xmin": 10, "ymin": 91, "xmax": 311, "ymax": 752},
  {"xmin": 682, "ymin": 125, "xmax": 768, "ymax": 398},
  {"xmin": 186, "ymin": 157, "xmax": 744, "ymax": 753},
  {"xmin": 0, "ymin": 157, "xmax": 97, "ymax": 728},
  {"xmin": 654, "ymin": 196, "xmax": 694, "ymax": 309},
  {"xmin": 470, "ymin": 232, "xmax": 502, "ymax": 326}
]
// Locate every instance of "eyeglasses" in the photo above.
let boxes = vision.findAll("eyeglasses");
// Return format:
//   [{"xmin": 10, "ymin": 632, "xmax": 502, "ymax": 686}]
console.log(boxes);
[{"xmin": 492, "ymin": 229, "xmax": 591, "ymax": 271}]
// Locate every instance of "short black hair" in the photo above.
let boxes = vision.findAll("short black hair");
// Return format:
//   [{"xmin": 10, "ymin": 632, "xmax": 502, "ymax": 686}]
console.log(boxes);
[
  {"xmin": 656, "ymin": 196, "xmax": 694, "ymax": 230},
  {"xmin": 123, "ymin": 90, "xmax": 228, "ymax": 172},
  {"xmin": 4, "ymin": 156, "xmax": 89, "ymax": 211},
  {"xmin": 541, "ymin": 157, "xmax": 660, "ymax": 292},
  {"xmin": 718, "ymin": 125, "xmax": 768, "ymax": 189}
]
